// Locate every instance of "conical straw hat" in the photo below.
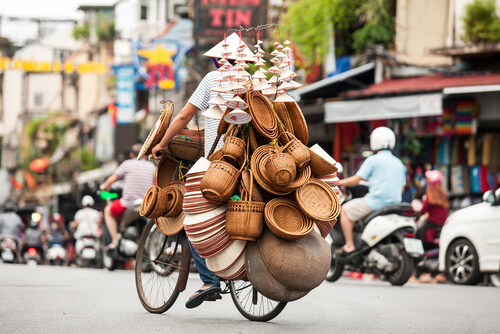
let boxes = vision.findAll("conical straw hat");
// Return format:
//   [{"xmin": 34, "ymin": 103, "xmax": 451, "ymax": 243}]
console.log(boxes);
[{"xmin": 203, "ymin": 32, "xmax": 254, "ymax": 62}]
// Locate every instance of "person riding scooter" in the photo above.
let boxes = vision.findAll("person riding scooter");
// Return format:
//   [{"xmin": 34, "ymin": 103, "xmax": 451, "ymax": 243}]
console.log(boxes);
[
  {"xmin": 70, "ymin": 195, "xmax": 101, "ymax": 265},
  {"xmin": 100, "ymin": 144, "xmax": 155, "ymax": 251},
  {"xmin": 334, "ymin": 127, "xmax": 406, "ymax": 257}
]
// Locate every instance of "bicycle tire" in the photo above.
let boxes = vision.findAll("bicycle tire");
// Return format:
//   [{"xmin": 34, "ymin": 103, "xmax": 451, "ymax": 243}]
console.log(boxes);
[
  {"xmin": 135, "ymin": 220, "xmax": 190, "ymax": 313},
  {"xmin": 229, "ymin": 279, "xmax": 287, "ymax": 322}
]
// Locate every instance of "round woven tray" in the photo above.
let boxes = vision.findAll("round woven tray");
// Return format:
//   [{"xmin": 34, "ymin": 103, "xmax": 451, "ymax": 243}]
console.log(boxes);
[
  {"xmin": 283, "ymin": 102, "xmax": 308, "ymax": 145},
  {"xmin": 273, "ymin": 102, "xmax": 295, "ymax": 137},
  {"xmin": 156, "ymin": 157, "xmax": 178, "ymax": 188},
  {"xmin": 295, "ymin": 178, "xmax": 341, "ymax": 221},
  {"xmin": 138, "ymin": 102, "xmax": 173, "ymax": 160},
  {"xmin": 155, "ymin": 212, "xmax": 185, "ymax": 236},
  {"xmin": 247, "ymin": 91, "xmax": 278, "ymax": 139},
  {"xmin": 140, "ymin": 185, "xmax": 158, "ymax": 217},
  {"xmin": 264, "ymin": 198, "xmax": 314, "ymax": 241}
]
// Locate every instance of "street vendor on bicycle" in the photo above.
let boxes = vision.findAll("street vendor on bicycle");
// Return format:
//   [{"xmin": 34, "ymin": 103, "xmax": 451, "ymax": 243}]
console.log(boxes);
[{"xmin": 151, "ymin": 33, "xmax": 249, "ymax": 309}]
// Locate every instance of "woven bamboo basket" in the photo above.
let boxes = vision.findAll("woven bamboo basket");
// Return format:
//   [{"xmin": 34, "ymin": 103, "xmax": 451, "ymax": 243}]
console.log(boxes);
[
  {"xmin": 273, "ymin": 102, "xmax": 295, "ymax": 137},
  {"xmin": 296, "ymin": 178, "xmax": 341, "ymax": 221},
  {"xmin": 241, "ymin": 169, "xmax": 266, "ymax": 202},
  {"xmin": 247, "ymin": 91, "xmax": 278, "ymax": 139},
  {"xmin": 164, "ymin": 186, "xmax": 184, "ymax": 217},
  {"xmin": 279, "ymin": 132, "xmax": 311, "ymax": 172},
  {"xmin": 264, "ymin": 198, "xmax": 314, "ymax": 240},
  {"xmin": 222, "ymin": 126, "xmax": 246, "ymax": 164},
  {"xmin": 200, "ymin": 158, "xmax": 244, "ymax": 204},
  {"xmin": 283, "ymin": 102, "xmax": 309, "ymax": 145},
  {"xmin": 156, "ymin": 156, "xmax": 178, "ymax": 188},
  {"xmin": 265, "ymin": 147, "xmax": 297, "ymax": 187},
  {"xmin": 308, "ymin": 148, "xmax": 338, "ymax": 177},
  {"xmin": 140, "ymin": 185, "xmax": 158, "ymax": 217},
  {"xmin": 138, "ymin": 101, "xmax": 173, "ymax": 160},
  {"xmin": 226, "ymin": 170, "xmax": 265, "ymax": 241},
  {"xmin": 217, "ymin": 107, "xmax": 233, "ymax": 136},
  {"xmin": 168, "ymin": 134, "xmax": 204, "ymax": 162},
  {"xmin": 147, "ymin": 186, "xmax": 169, "ymax": 219},
  {"xmin": 155, "ymin": 212, "xmax": 185, "ymax": 236}
]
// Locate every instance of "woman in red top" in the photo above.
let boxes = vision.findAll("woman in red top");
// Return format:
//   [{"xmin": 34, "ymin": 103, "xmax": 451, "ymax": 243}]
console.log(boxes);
[{"xmin": 417, "ymin": 170, "xmax": 449, "ymax": 250}]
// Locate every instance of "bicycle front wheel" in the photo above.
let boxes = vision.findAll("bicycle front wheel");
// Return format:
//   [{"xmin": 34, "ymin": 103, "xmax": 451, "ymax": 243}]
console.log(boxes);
[
  {"xmin": 230, "ymin": 279, "xmax": 287, "ymax": 322},
  {"xmin": 135, "ymin": 220, "xmax": 190, "ymax": 314}
]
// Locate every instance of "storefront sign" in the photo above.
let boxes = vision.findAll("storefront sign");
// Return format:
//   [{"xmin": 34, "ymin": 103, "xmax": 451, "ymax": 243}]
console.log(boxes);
[
  {"xmin": 0, "ymin": 57, "xmax": 107, "ymax": 74},
  {"xmin": 115, "ymin": 65, "xmax": 136, "ymax": 124},
  {"xmin": 194, "ymin": 0, "xmax": 269, "ymax": 39}
]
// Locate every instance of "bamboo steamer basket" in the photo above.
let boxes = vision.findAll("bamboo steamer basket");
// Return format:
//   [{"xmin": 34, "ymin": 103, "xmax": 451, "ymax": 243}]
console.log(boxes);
[
  {"xmin": 200, "ymin": 158, "xmax": 245, "ymax": 205},
  {"xmin": 225, "ymin": 170, "xmax": 265, "ymax": 241}
]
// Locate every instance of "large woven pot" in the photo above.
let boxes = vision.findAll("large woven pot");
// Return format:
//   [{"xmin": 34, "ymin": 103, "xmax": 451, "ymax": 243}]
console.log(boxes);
[
  {"xmin": 245, "ymin": 239, "xmax": 309, "ymax": 302},
  {"xmin": 258, "ymin": 228, "xmax": 331, "ymax": 292}
]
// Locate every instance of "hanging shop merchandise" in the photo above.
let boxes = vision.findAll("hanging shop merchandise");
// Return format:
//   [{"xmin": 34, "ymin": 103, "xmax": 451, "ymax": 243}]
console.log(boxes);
[{"xmin": 138, "ymin": 29, "xmax": 344, "ymax": 302}]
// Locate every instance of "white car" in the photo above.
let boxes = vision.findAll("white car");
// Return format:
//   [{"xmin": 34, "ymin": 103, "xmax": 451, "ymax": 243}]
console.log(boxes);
[{"xmin": 439, "ymin": 188, "xmax": 500, "ymax": 286}]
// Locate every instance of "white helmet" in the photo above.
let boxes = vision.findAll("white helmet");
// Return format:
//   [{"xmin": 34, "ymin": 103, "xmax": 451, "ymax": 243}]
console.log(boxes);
[
  {"xmin": 82, "ymin": 195, "xmax": 94, "ymax": 207},
  {"xmin": 370, "ymin": 127, "xmax": 396, "ymax": 151}
]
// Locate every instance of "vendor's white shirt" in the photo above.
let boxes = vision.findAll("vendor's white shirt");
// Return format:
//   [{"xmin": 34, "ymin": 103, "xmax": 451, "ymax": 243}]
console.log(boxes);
[
  {"xmin": 188, "ymin": 71, "xmax": 234, "ymax": 157},
  {"xmin": 73, "ymin": 207, "xmax": 100, "ymax": 239}
]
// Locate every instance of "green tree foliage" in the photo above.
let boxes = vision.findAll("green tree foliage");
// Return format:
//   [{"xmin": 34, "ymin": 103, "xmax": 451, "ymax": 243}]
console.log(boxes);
[
  {"xmin": 462, "ymin": 0, "xmax": 500, "ymax": 43},
  {"xmin": 72, "ymin": 23, "xmax": 91, "ymax": 41},
  {"xmin": 352, "ymin": 0, "xmax": 395, "ymax": 53},
  {"xmin": 283, "ymin": 0, "xmax": 395, "ymax": 66}
]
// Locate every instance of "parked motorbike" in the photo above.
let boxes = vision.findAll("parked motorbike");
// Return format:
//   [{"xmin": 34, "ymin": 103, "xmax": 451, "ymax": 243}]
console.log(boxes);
[
  {"xmin": 75, "ymin": 235, "xmax": 101, "ymax": 268},
  {"xmin": 45, "ymin": 244, "xmax": 66, "ymax": 266},
  {"xmin": 325, "ymin": 185, "xmax": 424, "ymax": 286},
  {"xmin": 0, "ymin": 236, "xmax": 19, "ymax": 263},
  {"xmin": 99, "ymin": 187, "xmax": 147, "ymax": 271}
]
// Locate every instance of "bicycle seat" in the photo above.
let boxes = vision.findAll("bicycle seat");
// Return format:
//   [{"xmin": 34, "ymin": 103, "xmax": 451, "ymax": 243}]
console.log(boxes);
[{"xmin": 360, "ymin": 203, "xmax": 415, "ymax": 225}]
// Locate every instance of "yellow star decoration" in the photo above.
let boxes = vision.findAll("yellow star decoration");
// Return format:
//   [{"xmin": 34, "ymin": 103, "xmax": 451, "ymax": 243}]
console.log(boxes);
[{"xmin": 138, "ymin": 45, "xmax": 175, "ymax": 66}]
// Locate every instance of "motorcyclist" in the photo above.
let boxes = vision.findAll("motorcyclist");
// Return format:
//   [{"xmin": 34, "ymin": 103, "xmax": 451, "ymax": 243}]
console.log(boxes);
[
  {"xmin": 100, "ymin": 144, "xmax": 155, "ymax": 250},
  {"xmin": 22, "ymin": 218, "xmax": 45, "ymax": 261},
  {"xmin": 0, "ymin": 202, "xmax": 25, "ymax": 258},
  {"xmin": 45, "ymin": 213, "xmax": 70, "ymax": 249},
  {"xmin": 334, "ymin": 127, "xmax": 406, "ymax": 256},
  {"xmin": 70, "ymin": 195, "xmax": 101, "ymax": 256}
]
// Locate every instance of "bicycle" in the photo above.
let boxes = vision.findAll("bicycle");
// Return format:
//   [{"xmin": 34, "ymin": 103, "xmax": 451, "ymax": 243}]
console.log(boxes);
[{"xmin": 135, "ymin": 219, "xmax": 287, "ymax": 321}]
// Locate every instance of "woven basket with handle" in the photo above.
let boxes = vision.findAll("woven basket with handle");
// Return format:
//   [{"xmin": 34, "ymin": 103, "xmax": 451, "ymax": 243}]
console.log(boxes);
[
  {"xmin": 279, "ymin": 132, "xmax": 311, "ymax": 172},
  {"xmin": 200, "ymin": 158, "xmax": 245, "ymax": 205},
  {"xmin": 226, "ymin": 170, "xmax": 265, "ymax": 241},
  {"xmin": 222, "ymin": 126, "xmax": 246, "ymax": 165},
  {"xmin": 265, "ymin": 146, "xmax": 297, "ymax": 187}
]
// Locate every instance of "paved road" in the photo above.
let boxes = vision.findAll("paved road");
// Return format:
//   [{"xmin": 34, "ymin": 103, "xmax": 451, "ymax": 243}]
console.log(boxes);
[{"xmin": 0, "ymin": 263, "xmax": 499, "ymax": 334}]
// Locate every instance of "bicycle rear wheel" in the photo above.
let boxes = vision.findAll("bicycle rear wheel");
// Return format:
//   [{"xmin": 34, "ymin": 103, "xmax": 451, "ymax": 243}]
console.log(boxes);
[
  {"xmin": 135, "ymin": 220, "xmax": 190, "ymax": 313},
  {"xmin": 229, "ymin": 279, "xmax": 287, "ymax": 322}
]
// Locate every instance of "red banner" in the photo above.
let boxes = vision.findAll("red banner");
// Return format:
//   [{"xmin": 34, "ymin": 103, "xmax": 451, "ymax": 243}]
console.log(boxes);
[{"xmin": 194, "ymin": 0, "xmax": 268, "ymax": 40}]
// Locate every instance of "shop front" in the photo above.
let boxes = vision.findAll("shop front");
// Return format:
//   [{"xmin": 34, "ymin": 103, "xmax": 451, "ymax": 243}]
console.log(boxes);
[{"xmin": 323, "ymin": 73, "xmax": 500, "ymax": 210}]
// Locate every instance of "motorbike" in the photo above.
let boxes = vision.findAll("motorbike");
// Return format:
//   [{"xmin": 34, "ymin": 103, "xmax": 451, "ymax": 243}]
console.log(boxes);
[
  {"xmin": 75, "ymin": 235, "xmax": 101, "ymax": 268},
  {"xmin": 23, "ymin": 246, "xmax": 42, "ymax": 266},
  {"xmin": 325, "ymin": 185, "xmax": 424, "ymax": 286},
  {"xmin": 0, "ymin": 236, "xmax": 19, "ymax": 263},
  {"xmin": 99, "ymin": 187, "xmax": 147, "ymax": 271},
  {"xmin": 45, "ymin": 243, "xmax": 66, "ymax": 266}
]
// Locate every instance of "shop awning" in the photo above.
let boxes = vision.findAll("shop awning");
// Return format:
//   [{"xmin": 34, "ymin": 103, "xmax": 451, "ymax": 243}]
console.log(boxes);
[
  {"xmin": 324, "ymin": 93, "xmax": 443, "ymax": 123},
  {"xmin": 345, "ymin": 73, "xmax": 500, "ymax": 98},
  {"xmin": 443, "ymin": 84, "xmax": 500, "ymax": 95},
  {"xmin": 290, "ymin": 62, "xmax": 375, "ymax": 102}
]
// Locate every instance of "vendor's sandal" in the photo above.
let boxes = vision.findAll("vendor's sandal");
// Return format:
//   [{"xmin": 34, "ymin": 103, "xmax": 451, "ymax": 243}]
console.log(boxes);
[
  {"xmin": 185, "ymin": 286, "xmax": 221, "ymax": 309},
  {"xmin": 334, "ymin": 247, "xmax": 355, "ymax": 257}
]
